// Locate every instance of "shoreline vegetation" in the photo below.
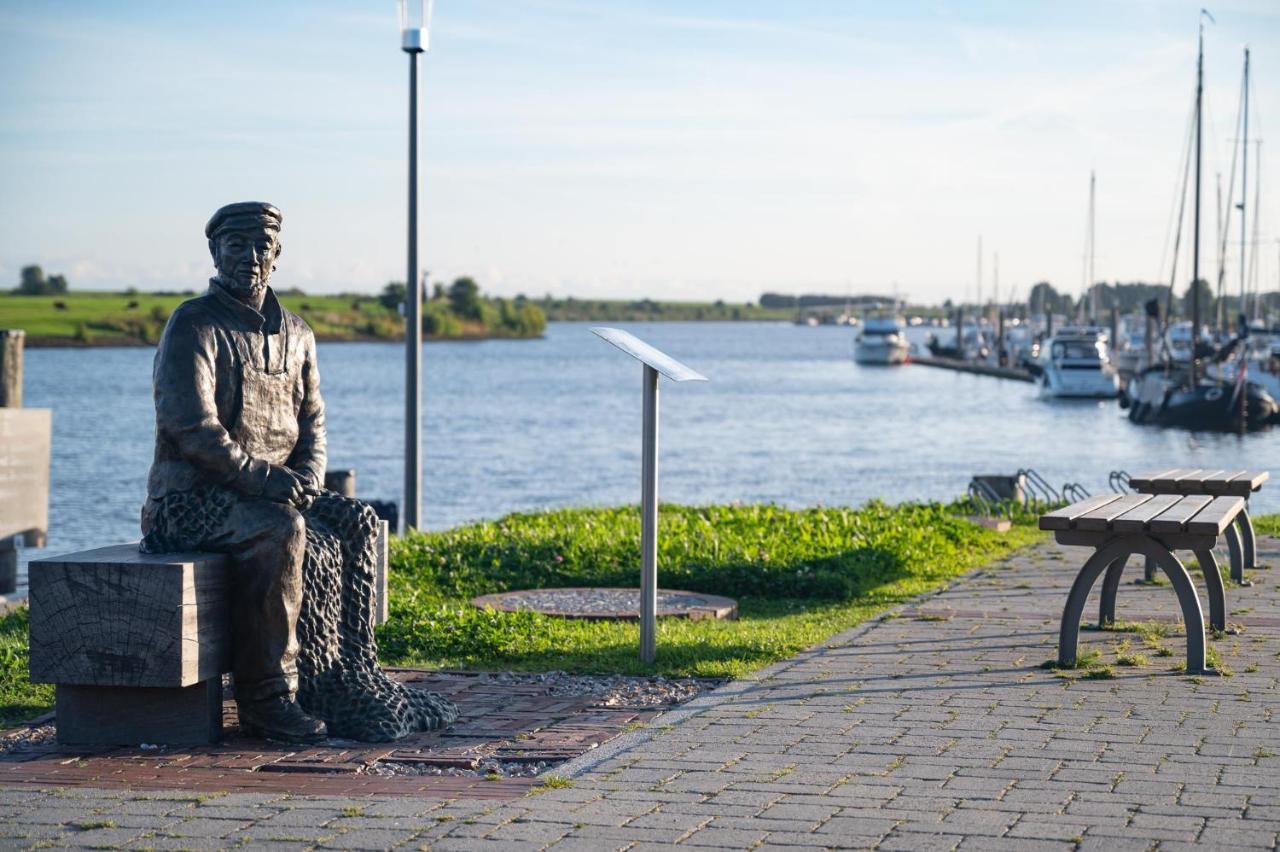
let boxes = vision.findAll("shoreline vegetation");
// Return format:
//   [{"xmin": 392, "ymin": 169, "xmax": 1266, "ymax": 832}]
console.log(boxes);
[
  {"xmin": 1, "ymin": 500, "xmax": 1049, "ymax": 726},
  {"xmin": 0, "ymin": 276, "xmax": 547, "ymax": 347}
]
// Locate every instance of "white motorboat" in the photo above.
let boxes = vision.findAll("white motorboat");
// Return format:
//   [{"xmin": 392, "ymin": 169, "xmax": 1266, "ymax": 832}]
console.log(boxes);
[
  {"xmin": 1038, "ymin": 327, "xmax": 1120, "ymax": 398},
  {"xmin": 854, "ymin": 316, "xmax": 910, "ymax": 365}
]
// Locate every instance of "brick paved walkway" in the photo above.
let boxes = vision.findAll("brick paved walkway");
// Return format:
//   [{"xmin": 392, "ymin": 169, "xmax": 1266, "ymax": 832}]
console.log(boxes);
[{"xmin": 5, "ymin": 535, "xmax": 1280, "ymax": 850}]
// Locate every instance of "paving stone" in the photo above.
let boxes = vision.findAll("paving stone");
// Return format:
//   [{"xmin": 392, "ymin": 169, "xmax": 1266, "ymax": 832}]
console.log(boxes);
[
  {"xmin": 317, "ymin": 827, "xmax": 422, "ymax": 849},
  {"xmin": 5, "ymin": 538, "xmax": 1280, "ymax": 849}
]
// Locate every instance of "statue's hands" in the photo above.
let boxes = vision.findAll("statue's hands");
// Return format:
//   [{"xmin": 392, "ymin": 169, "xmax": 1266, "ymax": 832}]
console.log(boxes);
[{"xmin": 262, "ymin": 465, "xmax": 309, "ymax": 507}]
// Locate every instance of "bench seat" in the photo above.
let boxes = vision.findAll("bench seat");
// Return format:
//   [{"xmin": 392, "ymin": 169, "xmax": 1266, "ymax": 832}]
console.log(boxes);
[{"xmin": 1040, "ymin": 493, "xmax": 1247, "ymax": 676}]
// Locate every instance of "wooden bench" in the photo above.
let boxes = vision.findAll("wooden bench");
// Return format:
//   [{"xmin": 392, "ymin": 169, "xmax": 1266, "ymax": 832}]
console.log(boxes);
[
  {"xmin": 28, "ymin": 521, "xmax": 389, "ymax": 746},
  {"xmin": 1040, "ymin": 493, "xmax": 1246, "ymax": 675},
  {"xmin": 1127, "ymin": 468, "xmax": 1269, "ymax": 585}
]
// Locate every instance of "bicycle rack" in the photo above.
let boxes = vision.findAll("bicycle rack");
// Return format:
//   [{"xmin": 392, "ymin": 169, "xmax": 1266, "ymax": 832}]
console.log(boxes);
[
  {"xmin": 1109, "ymin": 470, "xmax": 1131, "ymax": 494},
  {"xmin": 1062, "ymin": 482, "xmax": 1091, "ymax": 502},
  {"xmin": 1016, "ymin": 468, "xmax": 1061, "ymax": 510},
  {"xmin": 967, "ymin": 478, "xmax": 1008, "ymax": 518}
]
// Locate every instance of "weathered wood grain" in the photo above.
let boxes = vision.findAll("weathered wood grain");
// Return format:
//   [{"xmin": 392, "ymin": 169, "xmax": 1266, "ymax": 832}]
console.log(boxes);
[
  {"xmin": 29, "ymin": 543, "xmax": 230, "ymax": 687},
  {"xmin": 1111, "ymin": 494, "xmax": 1182, "ymax": 533},
  {"xmin": 1074, "ymin": 494, "xmax": 1153, "ymax": 531},
  {"xmin": 1148, "ymin": 495, "xmax": 1214, "ymax": 534},
  {"xmin": 1038, "ymin": 495, "xmax": 1122, "ymax": 531},
  {"xmin": 1185, "ymin": 496, "xmax": 1246, "ymax": 536}
]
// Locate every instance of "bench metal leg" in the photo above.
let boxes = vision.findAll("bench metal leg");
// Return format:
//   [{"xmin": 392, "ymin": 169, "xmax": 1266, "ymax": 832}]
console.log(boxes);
[
  {"xmin": 1225, "ymin": 523, "xmax": 1249, "ymax": 586},
  {"xmin": 1237, "ymin": 509, "xmax": 1259, "ymax": 570},
  {"xmin": 1193, "ymin": 548, "xmax": 1226, "ymax": 633},
  {"xmin": 1142, "ymin": 555, "xmax": 1157, "ymax": 583},
  {"xmin": 1059, "ymin": 535, "xmax": 1207, "ymax": 675},
  {"xmin": 1099, "ymin": 555, "xmax": 1127, "ymax": 628}
]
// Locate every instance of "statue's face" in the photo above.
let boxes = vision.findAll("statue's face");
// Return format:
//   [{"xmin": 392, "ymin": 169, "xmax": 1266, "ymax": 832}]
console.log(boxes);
[{"xmin": 211, "ymin": 227, "xmax": 281, "ymax": 300}]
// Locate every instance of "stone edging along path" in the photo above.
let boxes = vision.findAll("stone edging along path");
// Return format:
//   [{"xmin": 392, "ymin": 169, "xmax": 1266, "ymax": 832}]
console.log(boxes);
[{"xmin": 5, "ymin": 535, "xmax": 1280, "ymax": 851}]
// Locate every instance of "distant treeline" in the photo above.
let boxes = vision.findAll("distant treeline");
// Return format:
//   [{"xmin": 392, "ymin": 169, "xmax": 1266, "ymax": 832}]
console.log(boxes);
[
  {"xmin": 1020, "ymin": 280, "xmax": 1278, "ymax": 320},
  {"xmin": 759, "ymin": 292, "xmax": 895, "ymax": 309},
  {"xmin": 534, "ymin": 297, "xmax": 791, "ymax": 322}
]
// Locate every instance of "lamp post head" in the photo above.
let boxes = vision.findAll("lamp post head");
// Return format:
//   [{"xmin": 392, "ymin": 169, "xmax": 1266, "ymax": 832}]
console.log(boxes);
[{"xmin": 398, "ymin": 0, "xmax": 433, "ymax": 53}]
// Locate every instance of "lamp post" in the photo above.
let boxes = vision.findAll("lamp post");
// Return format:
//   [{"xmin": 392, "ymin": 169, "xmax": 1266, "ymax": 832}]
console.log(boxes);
[{"xmin": 399, "ymin": 0, "xmax": 433, "ymax": 531}]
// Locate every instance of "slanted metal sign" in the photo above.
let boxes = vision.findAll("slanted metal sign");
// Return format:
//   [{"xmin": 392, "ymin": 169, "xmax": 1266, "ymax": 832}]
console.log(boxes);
[
  {"xmin": 591, "ymin": 327, "xmax": 707, "ymax": 664},
  {"xmin": 0, "ymin": 408, "xmax": 51, "ymax": 546}
]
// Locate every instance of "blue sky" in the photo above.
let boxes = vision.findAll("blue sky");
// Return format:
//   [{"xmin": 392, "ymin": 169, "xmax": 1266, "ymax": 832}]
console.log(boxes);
[{"xmin": 1, "ymin": 0, "xmax": 1278, "ymax": 303}]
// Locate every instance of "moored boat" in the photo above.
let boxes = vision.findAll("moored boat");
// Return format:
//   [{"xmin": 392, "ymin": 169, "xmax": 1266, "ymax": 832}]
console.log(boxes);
[{"xmin": 854, "ymin": 316, "xmax": 910, "ymax": 365}]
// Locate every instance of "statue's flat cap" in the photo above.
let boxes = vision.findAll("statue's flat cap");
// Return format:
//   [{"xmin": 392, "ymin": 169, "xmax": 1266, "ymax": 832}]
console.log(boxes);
[{"xmin": 205, "ymin": 201, "xmax": 283, "ymax": 238}]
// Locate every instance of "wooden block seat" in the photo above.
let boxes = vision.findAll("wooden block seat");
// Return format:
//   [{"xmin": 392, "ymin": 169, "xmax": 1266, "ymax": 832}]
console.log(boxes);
[
  {"xmin": 1127, "ymin": 468, "xmax": 1269, "ymax": 584},
  {"xmin": 1040, "ymin": 493, "xmax": 1247, "ymax": 675},
  {"xmin": 28, "ymin": 544, "xmax": 230, "ymax": 745},
  {"xmin": 27, "ymin": 523, "xmax": 390, "ymax": 747}
]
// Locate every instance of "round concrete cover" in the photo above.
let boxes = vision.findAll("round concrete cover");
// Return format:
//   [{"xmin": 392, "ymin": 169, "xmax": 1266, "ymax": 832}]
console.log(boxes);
[{"xmin": 470, "ymin": 587, "xmax": 738, "ymax": 621}]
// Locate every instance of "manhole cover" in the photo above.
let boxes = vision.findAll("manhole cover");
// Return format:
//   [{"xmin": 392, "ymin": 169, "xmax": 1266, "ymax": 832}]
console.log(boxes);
[{"xmin": 471, "ymin": 587, "xmax": 738, "ymax": 621}]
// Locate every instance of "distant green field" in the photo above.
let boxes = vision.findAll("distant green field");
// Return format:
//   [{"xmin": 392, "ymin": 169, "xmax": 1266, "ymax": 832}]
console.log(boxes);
[{"xmin": 0, "ymin": 291, "xmax": 544, "ymax": 345}]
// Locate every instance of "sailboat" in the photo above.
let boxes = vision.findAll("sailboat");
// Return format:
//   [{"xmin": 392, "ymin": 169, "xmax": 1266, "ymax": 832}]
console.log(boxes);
[{"xmin": 1126, "ymin": 21, "xmax": 1279, "ymax": 430}]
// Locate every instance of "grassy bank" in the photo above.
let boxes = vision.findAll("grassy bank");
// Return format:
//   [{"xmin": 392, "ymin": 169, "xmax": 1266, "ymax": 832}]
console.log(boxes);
[
  {"xmin": 0, "ymin": 501, "xmax": 1055, "ymax": 727},
  {"xmin": 0, "ymin": 290, "xmax": 545, "ymax": 346},
  {"xmin": 380, "ymin": 502, "xmax": 1042, "ymax": 679}
]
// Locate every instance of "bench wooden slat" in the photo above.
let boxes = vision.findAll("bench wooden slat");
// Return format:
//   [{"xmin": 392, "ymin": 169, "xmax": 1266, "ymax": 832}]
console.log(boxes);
[
  {"xmin": 1233, "ymin": 470, "xmax": 1270, "ymax": 493},
  {"xmin": 1184, "ymin": 469, "xmax": 1225, "ymax": 491},
  {"xmin": 1134, "ymin": 468, "xmax": 1202, "ymax": 494},
  {"xmin": 1074, "ymin": 494, "xmax": 1154, "ymax": 531},
  {"xmin": 1148, "ymin": 495, "xmax": 1214, "ymax": 534},
  {"xmin": 1185, "ymin": 496, "xmax": 1246, "ymax": 536},
  {"xmin": 1131, "ymin": 468, "xmax": 1268, "ymax": 497},
  {"xmin": 1038, "ymin": 495, "xmax": 1123, "ymax": 531},
  {"xmin": 1201, "ymin": 470, "xmax": 1249, "ymax": 493},
  {"xmin": 1126, "ymin": 468, "xmax": 1181, "ymax": 491},
  {"xmin": 1111, "ymin": 494, "xmax": 1183, "ymax": 533}
]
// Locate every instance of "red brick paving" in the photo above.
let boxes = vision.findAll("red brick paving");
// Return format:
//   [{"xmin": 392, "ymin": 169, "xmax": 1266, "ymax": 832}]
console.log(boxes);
[{"xmin": 0, "ymin": 669, "xmax": 664, "ymax": 799}]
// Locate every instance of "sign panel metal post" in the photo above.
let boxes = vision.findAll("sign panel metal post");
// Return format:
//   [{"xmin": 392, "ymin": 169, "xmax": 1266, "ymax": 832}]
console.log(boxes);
[
  {"xmin": 639, "ymin": 364, "xmax": 659, "ymax": 662},
  {"xmin": 592, "ymin": 328, "xmax": 706, "ymax": 664}
]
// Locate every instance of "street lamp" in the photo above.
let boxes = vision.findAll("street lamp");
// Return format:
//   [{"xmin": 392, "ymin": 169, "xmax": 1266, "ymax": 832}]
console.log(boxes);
[{"xmin": 399, "ymin": 0, "xmax": 433, "ymax": 531}]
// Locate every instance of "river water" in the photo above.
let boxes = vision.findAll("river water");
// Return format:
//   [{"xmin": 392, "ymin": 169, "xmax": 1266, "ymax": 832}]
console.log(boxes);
[{"xmin": 15, "ymin": 321, "xmax": 1279, "ymax": 577}]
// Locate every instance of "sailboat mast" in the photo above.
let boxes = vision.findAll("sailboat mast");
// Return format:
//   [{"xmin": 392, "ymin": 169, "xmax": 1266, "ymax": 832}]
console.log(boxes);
[
  {"xmin": 976, "ymin": 236, "xmax": 983, "ymax": 313},
  {"xmin": 1240, "ymin": 46, "xmax": 1250, "ymax": 327},
  {"xmin": 1191, "ymin": 19, "xmax": 1204, "ymax": 382},
  {"xmin": 1089, "ymin": 170, "xmax": 1097, "ymax": 324}
]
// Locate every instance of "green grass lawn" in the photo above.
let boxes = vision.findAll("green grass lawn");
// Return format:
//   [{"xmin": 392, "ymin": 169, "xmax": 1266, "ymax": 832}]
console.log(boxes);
[
  {"xmin": 0, "ymin": 291, "xmax": 395, "ymax": 344},
  {"xmin": 379, "ymin": 502, "xmax": 1043, "ymax": 677},
  {"xmin": 0, "ymin": 290, "xmax": 545, "ymax": 344},
  {"xmin": 0, "ymin": 500, "xmax": 1050, "ymax": 728}
]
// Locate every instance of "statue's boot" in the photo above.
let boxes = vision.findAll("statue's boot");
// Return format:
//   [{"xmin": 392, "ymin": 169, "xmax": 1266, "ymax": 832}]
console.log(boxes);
[{"xmin": 238, "ymin": 696, "xmax": 328, "ymax": 744}]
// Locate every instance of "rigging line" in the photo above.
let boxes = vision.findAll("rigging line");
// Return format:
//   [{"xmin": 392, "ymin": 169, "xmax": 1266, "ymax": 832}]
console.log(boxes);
[
  {"xmin": 1158, "ymin": 89, "xmax": 1198, "ymax": 291},
  {"xmin": 1215, "ymin": 56, "xmax": 1245, "ymax": 307},
  {"xmin": 1248, "ymin": 141, "xmax": 1262, "ymax": 319},
  {"xmin": 1166, "ymin": 88, "xmax": 1197, "ymax": 338}
]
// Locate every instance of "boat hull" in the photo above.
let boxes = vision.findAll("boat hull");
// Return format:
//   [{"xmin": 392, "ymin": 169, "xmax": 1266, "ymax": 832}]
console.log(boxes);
[{"xmin": 854, "ymin": 343, "xmax": 909, "ymax": 365}]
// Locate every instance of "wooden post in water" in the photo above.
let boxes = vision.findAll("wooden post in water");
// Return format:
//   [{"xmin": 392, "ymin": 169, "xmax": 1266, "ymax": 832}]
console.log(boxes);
[{"xmin": 0, "ymin": 330, "xmax": 22, "ymax": 409}]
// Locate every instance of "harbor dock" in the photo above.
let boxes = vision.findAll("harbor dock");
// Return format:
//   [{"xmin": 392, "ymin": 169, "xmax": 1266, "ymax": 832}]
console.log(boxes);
[{"xmin": 910, "ymin": 354, "xmax": 1035, "ymax": 383}]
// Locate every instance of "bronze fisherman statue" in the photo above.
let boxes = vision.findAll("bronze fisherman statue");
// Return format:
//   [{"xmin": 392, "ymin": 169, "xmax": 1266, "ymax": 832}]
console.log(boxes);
[{"xmin": 140, "ymin": 201, "xmax": 456, "ymax": 743}]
